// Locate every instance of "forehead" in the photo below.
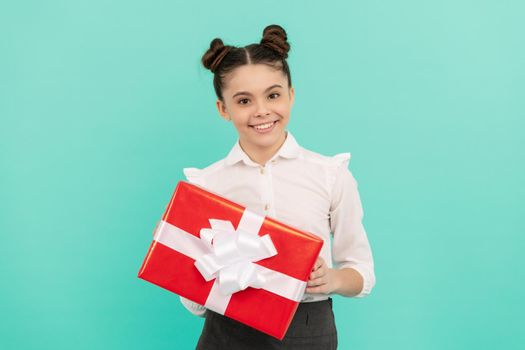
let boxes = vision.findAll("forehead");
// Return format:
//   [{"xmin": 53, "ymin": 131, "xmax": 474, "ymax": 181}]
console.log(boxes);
[{"xmin": 223, "ymin": 64, "xmax": 288, "ymax": 94}]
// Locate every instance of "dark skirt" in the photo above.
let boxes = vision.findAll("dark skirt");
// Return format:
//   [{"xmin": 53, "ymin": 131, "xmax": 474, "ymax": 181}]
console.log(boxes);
[{"xmin": 195, "ymin": 298, "xmax": 337, "ymax": 350}]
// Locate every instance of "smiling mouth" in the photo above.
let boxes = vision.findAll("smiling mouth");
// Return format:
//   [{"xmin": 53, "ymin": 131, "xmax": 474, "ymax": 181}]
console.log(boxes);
[{"xmin": 250, "ymin": 121, "xmax": 277, "ymax": 131}]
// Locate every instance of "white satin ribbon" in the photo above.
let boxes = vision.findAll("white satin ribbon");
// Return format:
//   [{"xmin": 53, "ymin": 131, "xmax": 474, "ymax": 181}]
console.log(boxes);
[
  {"xmin": 194, "ymin": 210, "xmax": 278, "ymax": 295},
  {"xmin": 153, "ymin": 209, "xmax": 307, "ymax": 315}
]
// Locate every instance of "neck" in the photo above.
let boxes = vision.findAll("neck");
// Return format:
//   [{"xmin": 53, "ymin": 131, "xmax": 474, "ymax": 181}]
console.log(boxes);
[{"xmin": 239, "ymin": 132, "xmax": 287, "ymax": 166}]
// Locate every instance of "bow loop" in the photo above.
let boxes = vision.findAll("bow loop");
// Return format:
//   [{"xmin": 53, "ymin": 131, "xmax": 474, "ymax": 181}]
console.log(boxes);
[{"xmin": 194, "ymin": 210, "xmax": 277, "ymax": 295}]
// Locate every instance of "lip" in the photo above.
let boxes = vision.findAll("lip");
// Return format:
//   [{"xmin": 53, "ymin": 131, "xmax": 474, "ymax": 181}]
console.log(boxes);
[
  {"xmin": 249, "ymin": 120, "xmax": 278, "ymax": 127},
  {"xmin": 249, "ymin": 120, "xmax": 278, "ymax": 134}
]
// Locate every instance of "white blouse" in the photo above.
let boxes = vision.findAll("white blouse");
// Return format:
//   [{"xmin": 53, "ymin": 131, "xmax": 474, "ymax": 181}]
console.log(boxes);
[{"xmin": 180, "ymin": 131, "xmax": 375, "ymax": 317}]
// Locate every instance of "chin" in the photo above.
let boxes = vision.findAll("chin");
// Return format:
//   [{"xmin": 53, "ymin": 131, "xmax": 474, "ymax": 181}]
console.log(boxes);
[{"xmin": 255, "ymin": 131, "xmax": 285, "ymax": 147}]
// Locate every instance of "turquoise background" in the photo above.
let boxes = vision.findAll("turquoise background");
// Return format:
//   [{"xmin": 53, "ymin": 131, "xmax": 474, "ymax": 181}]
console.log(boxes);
[{"xmin": 1, "ymin": 1, "xmax": 524, "ymax": 349}]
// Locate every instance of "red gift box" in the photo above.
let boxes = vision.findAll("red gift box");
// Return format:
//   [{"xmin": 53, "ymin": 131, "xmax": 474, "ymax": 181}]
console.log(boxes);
[{"xmin": 138, "ymin": 181, "xmax": 323, "ymax": 339}]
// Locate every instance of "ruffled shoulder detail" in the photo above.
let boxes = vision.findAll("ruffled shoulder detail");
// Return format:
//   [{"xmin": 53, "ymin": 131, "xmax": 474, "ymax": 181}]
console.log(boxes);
[
  {"xmin": 331, "ymin": 152, "xmax": 351, "ymax": 168},
  {"xmin": 183, "ymin": 167, "xmax": 205, "ymax": 186},
  {"xmin": 182, "ymin": 159, "xmax": 227, "ymax": 187}
]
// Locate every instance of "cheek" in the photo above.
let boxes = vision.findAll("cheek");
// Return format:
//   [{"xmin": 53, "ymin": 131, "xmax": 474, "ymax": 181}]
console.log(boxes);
[
  {"xmin": 230, "ymin": 107, "xmax": 253, "ymax": 123},
  {"xmin": 231, "ymin": 115, "xmax": 250, "ymax": 129},
  {"xmin": 275, "ymin": 103, "xmax": 292, "ymax": 117}
]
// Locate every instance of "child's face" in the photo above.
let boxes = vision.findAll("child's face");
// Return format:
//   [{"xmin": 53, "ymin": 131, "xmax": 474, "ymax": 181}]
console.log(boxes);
[{"xmin": 216, "ymin": 64, "xmax": 294, "ymax": 157}]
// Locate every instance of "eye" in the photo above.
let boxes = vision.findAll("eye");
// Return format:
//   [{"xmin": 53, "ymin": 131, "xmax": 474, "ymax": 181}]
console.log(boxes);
[
  {"xmin": 268, "ymin": 92, "xmax": 280, "ymax": 99},
  {"xmin": 238, "ymin": 98, "xmax": 250, "ymax": 105}
]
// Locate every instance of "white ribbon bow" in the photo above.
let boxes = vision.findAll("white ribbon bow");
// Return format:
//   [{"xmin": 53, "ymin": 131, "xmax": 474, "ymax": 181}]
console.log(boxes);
[{"xmin": 194, "ymin": 212, "xmax": 277, "ymax": 295}]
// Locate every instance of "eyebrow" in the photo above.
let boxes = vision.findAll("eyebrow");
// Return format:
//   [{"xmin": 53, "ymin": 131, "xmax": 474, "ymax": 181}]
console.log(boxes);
[{"xmin": 231, "ymin": 84, "xmax": 283, "ymax": 99}]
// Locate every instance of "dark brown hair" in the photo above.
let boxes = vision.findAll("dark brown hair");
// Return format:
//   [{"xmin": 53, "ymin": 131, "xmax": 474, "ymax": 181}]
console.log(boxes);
[{"xmin": 201, "ymin": 24, "xmax": 292, "ymax": 101}]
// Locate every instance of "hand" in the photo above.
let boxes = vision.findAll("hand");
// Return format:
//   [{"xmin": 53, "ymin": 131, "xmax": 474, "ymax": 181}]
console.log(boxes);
[{"xmin": 306, "ymin": 257, "xmax": 339, "ymax": 294}]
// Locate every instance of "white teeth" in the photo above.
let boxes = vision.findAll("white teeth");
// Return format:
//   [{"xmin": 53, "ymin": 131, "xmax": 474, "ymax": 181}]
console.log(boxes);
[{"xmin": 254, "ymin": 122, "xmax": 275, "ymax": 130}]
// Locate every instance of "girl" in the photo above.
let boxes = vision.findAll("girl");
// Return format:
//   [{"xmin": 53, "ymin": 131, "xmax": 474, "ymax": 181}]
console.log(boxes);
[{"xmin": 180, "ymin": 24, "xmax": 375, "ymax": 350}]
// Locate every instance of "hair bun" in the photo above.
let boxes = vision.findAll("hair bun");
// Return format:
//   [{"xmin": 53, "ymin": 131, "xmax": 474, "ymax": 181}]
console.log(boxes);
[
  {"xmin": 260, "ymin": 24, "xmax": 290, "ymax": 59},
  {"xmin": 202, "ymin": 38, "xmax": 232, "ymax": 73}
]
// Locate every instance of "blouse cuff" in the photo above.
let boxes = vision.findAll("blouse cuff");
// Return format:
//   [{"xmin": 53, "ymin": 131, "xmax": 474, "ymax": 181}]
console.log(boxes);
[
  {"xmin": 339, "ymin": 265, "xmax": 375, "ymax": 298},
  {"xmin": 180, "ymin": 296, "xmax": 207, "ymax": 317}
]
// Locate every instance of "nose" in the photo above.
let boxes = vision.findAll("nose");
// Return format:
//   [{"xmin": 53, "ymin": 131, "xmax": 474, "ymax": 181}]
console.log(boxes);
[{"xmin": 254, "ymin": 100, "xmax": 271, "ymax": 117}]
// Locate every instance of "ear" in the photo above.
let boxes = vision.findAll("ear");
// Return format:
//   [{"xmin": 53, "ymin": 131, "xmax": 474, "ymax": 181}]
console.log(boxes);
[
  {"xmin": 216, "ymin": 99, "xmax": 231, "ymax": 121},
  {"xmin": 289, "ymin": 86, "xmax": 295, "ymax": 107}
]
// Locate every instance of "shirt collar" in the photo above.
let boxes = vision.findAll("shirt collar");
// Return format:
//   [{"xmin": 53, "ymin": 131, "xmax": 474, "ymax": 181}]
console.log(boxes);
[{"xmin": 225, "ymin": 131, "xmax": 301, "ymax": 166}]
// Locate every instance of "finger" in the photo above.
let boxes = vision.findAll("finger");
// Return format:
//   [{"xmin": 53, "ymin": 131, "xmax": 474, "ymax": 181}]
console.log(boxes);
[
  {"xmin": 307, "ymin": 277, "xmax": 326, "ymax": 287},
  {"xmin": 311, "ymin": 257, "xmax": 324, "ymax": 271},
  {"xmin": 306, "ymin": 285, "xmax": 328, "ymax": 294},
  {"xmin": 309, "ymin": 269, "xmax": 325, "ymax": 281},
  {"xmin": 309, "ymin": 264, "xmax": 327, "ymax": 280}
]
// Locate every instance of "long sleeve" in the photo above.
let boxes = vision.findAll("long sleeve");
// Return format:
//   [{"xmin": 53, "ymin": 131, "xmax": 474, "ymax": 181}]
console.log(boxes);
[{"xmin": 329, "ymin": 159, "xmax": 375, "ymax": 297}]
